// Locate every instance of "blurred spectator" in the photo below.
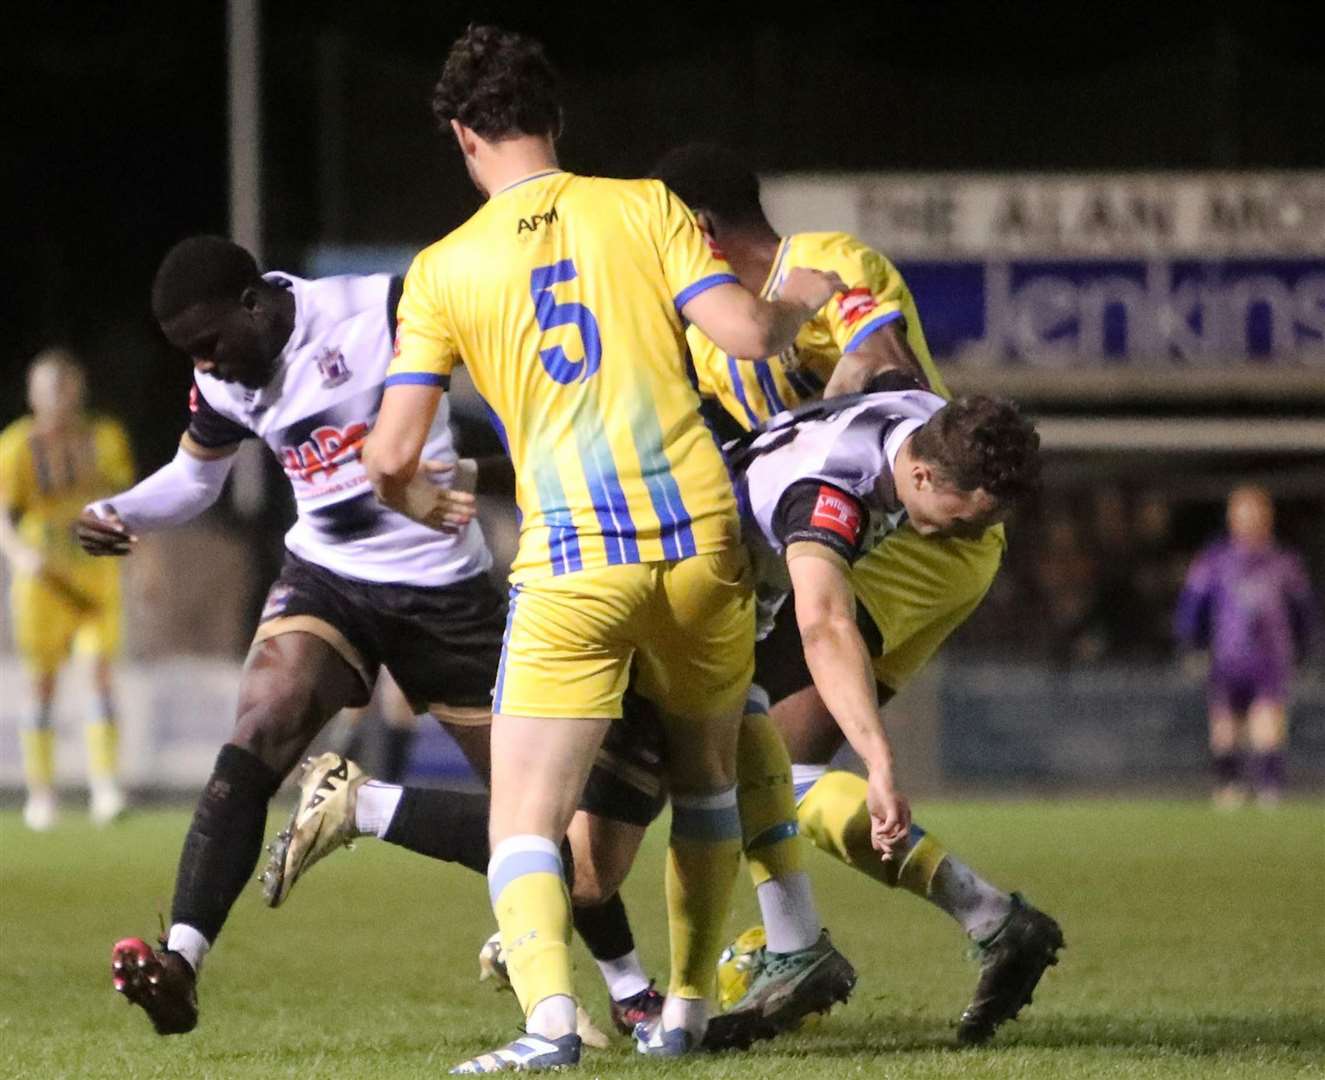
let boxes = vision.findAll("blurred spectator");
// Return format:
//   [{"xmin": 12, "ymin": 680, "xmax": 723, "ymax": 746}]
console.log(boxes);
[
  {"xmin": 1173, "ymin": 486, "xmax": 1319, "ymax": 808},
  {"xmin": 0, "ymin": 350, "xmax": 133, "ymax": 829}
]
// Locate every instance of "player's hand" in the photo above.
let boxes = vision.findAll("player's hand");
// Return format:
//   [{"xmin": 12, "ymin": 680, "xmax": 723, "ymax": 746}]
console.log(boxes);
[
  {"xmin": 865, "ymin": 767, "xmax": 911, "ymax": 857},
  {"xmin": 780, "ymin": 267, "xmax": 849, "ymax": 313},
  {"xmin": 422, "ymin": 457, "xmax": 479, "ymax": 495},
  {"xmin": 402, "ymin": 461, "xmax": 478, "ymax": 534},
  {"xmin": 7, "ymin": 542, "xmax": 46, "ymax": 576},
  {"xmin": 76, "ymin": 505, "xmax": 136, "ymax": 557}
]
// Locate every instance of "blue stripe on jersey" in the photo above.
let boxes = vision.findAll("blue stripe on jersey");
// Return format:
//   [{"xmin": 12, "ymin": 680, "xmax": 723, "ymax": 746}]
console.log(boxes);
[
  {"xmin": 491, "ymin": 587, "xmax": 519, "ymax": 714},
  {"xmin": 383, "ymin": 372, "xmax": 450, "ymax": 389},
  {"xmin": 725, "ymin": 357, "xmax": 761, "ymax": 428},
  {"xmin": 533, "ymin": 461, "xmax": 582, "ymax": 575},
  {"xmin": 577, "ymin": 425, "xmax": 640, "ymax": 565},
  {"xmin": 630, "ymin": 399, "xmax": 697, "ymax": 560},
  {"xmin": 674, "ymin": 272, "xmax": 740, "ymax": 313},
  {"xmin": 753, "ymin": 361, "xmax": 789, "ymax": 415},
  {"xmin": 843, "ymin": 309, "xmax": 904, "ymax": 355}
]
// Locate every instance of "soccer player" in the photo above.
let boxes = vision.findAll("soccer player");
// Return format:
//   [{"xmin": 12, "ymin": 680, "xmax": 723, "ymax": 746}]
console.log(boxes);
[
  {"xmin": 366, "ymin": 26, "xmax": 848, "ymax": 1070},
  {"xmin": 0, "ymin": 349, "xmax": 132, "ymax": 830},
  {"xmin": 652, "ymin": 143, "xmax": 1065, "ymax": 1043},
  {"xmin": 85, "ymin": 236, "xmax": 511, "ymax": 1037},
  {"xmin": 1174, "ymin": 485, "xmax": 1317, "ymax": 807}
]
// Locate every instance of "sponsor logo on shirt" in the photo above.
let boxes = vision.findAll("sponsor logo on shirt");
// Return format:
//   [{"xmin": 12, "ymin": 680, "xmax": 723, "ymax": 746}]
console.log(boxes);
[
  {"xmin": 837, "ymin": 287, "xmax": 879, "ymax": 327},
  {"xmin": 314, "ymin": 347, "xmax": 351, "ymax": 388},
  {"xmin": 261, "ymin": 583, "xmax": 293, "ymax": 621},
  {"xmin": 810, "ymin": 485, "xmax": 864, "ymax": 544},
  {"xmin": 281, "ymin": 422, "xmax": 369, "ymax": 483},
  {"xmin": 517, "ymin": 206, "xmax": 559, "ymax": 234}
]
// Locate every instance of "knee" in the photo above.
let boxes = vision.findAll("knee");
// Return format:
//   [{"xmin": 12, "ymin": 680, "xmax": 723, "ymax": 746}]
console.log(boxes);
[{"xmin": 231, "ymin": 680, "xmax": 325, "ymax": 771}]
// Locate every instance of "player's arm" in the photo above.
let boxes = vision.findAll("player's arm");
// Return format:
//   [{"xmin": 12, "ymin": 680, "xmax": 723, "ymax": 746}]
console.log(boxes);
[
  {"xmin": 822, "ymin": 319, "xmax": 929, "ymax": 398},
  {"xmin": 655, "ymin": 180, "xmax": 845, "ymax": 358},
  {"xmin": 0, "ymin": 430, "xmax": 42, "ymax": 575},
  {"xmin": 363, "ymin": 258, "xmax": 475, "ymax": 533},
  {"xmin": 774, "ymin": 480, "xmax": 910, "ymax": 853},
  {"xmin": 682, "ymin": 272, "xmax": 847, "ymax": 360},
  {"xmin": 77, "ymin": 383, "xmax": 249, "ymax": 556}
]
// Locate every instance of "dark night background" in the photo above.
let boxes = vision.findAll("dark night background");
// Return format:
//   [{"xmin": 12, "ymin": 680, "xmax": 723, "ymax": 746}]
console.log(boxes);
[{"xmin": 6, "ymin": 2, "xmax": 1324, "ymax": 472}]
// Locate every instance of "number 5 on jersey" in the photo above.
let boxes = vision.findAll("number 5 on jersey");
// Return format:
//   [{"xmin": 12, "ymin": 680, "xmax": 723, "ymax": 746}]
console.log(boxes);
[{"xmin": 530, "ymin": 260, "xmax": 602, "ymax": 384}]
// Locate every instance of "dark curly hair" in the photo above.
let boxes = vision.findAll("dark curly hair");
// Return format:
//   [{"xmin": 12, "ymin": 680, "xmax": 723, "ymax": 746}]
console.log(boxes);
[
  {"xmin": 910, "ymin": 395, "xmax": 1041, "ymax": 505},
  {"xmin": 651, "ymin": 143, "xmax": 768, "ymax": 227},
  {"xmin": 432, "ymin": 25, "xmax": 560, "ymax": 142},
  {"xmin": 151, "ymin": 235, "xmax": 262, "ymax": 323}
]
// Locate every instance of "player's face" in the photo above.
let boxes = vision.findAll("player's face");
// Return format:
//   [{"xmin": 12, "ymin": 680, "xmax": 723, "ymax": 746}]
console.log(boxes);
[
  {"xmin": 28, "ymin": 363, "xmax": 86, "ymax": 425},
  {"xmin": 1228, "ymin": 488, "xmax": 1274, "ymax": 548},
  {"xmin": 161, "ymin": 293, "xmax": 284, "ymax": 389},
  {"xmin": 901, "ymin": 473, "xmax": 1006, "ymax": 540}
]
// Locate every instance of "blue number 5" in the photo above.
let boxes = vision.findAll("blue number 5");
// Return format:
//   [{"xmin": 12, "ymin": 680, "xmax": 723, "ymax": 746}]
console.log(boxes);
[{"xmin": 530, "ymin": 260, "xmax": 602, "ymax": 384}]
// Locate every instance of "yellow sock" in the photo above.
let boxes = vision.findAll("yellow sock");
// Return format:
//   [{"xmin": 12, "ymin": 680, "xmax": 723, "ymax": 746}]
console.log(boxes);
[
  {"xmin": 737, "ymin": 709, "xmax": 804, "ymax": 887},
  {"xmin": 796, "ymin": 769, "xmax": 947, "ymax": 896},
  {"xmin": 21, "ymin": 728, "xmax": 56, "ymax": 789},
  {"xmin": 488, "ymin": 836, "xmax": 574, "ymax": 1017},
  {"xmin": 667, "ymin": 788, "xmax": 743, "ymax": 999},
  {"xmin": 84, "ymin": 721, "xmax": 118, "ymax": 780}
]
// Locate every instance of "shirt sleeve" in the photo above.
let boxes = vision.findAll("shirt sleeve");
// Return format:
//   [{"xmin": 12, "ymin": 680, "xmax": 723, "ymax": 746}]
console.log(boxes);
[
  {"xmin": 813, "ymin": 237, "xmax": 908, "ymax": 356},
  {"xmin": 655, "ymin": 182, "xmax": 741, "ymax": 313},
  {"xmin": 384, "ymin": 252, "xmax": 458, "ymax": 389},
  {"xmin": 0, "ymin": 425, "xmax": 29, "ymax": 514},
  {"xmin": 96, "ymin": 419, "xmax": 135, "ymax": 490},
  {"xmin": 772, "ymin": 479, "xmax": 869, "ymax": 564},
  {"xmin": 183, "ymin": 380, "xmax": 254, "ymax": 457}
]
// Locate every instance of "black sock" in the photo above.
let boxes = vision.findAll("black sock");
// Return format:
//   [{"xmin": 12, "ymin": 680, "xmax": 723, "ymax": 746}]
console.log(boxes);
[
  {"xmin": 572, "ymin": 892, "xmax": 636, "ymax": 965},
  {"xmin": 171, "ymin": 744, "xmax": 283, "ymax": 943},
  {"xmin": 1213, "ymin": 750, "xmax": 1243, "ymax": 786},
  {"xmin": 381, "ymin": 787, "xmax": 491, "ymax": 874},
  {"xmin": 381, "ymin": 726, "xmax": 415, "ymax": 783}
]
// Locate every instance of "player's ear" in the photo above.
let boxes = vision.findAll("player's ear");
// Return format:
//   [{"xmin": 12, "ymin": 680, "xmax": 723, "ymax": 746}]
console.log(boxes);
[
  {"xmin": 450, "ymin": 118, "xmax": 474, "ymax": 155},
  {"xmin": 240, "ymin": 285, "xmax": 262, "ymax": 315}
]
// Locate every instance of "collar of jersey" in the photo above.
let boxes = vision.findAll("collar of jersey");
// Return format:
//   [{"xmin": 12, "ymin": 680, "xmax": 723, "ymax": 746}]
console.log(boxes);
[
  {"xmin": 760, "ymin": 236, "xmax": 792, "ymax": 299},
  {"xmin": 491, "ymin": 169, "xmax": 564, "ymax": 198}
]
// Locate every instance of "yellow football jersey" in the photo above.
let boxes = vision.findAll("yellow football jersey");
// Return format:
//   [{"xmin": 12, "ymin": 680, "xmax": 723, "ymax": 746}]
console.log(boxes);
[
  {"xmin": 389, "ymin": 170, "xmax": 743, "ymax": 583},
  {"xmin": 690, "ymin": 231, "xmax": 950, "ymax": 430},
  {"xmin": 0, "ymin": 415, "xmax": 134, "ymax": 570}
]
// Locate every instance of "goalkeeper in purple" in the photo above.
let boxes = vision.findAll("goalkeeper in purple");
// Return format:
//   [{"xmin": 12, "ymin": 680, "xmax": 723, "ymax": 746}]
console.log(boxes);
[{"xmin": 1175, "ymin": 485, "xmax": 1317, "ymax": 807}]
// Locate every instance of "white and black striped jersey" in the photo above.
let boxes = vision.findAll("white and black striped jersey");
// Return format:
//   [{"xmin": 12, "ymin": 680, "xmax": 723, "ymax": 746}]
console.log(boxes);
[
  {"xmin": 186, "ymin": 273, "xmax": 491, "ymax": 587},
  {"xmin": 727, "ymin": 387, "xmax": 946, "ymax": 632}
]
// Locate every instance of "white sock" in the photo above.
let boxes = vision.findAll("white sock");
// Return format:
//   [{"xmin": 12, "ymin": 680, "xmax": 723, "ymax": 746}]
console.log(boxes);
[
  {"xmin": 527, "ymin": 993, "xmax": 578, "ymax": 1039},
  {"xmin": 354, "ymin": 780, "xmax": 403, "ymax": 839},
  {"xmin": 166, "ymin": 923, "xmax": 210, "ymax": 975},
  {"xmin": 756, "ymin": 870, "xmax": 821, "ymax": 953},
  {"xmin": 594, "ymin": 949, "xmax": 649, "ymax": 1002},
  {"xmin": 661, "ymin": 994, "xmax": 708, "ymax": 1039},
  {"xmin": 928, "ymin": 855, "xmax": 1014, "ymax": 942}
]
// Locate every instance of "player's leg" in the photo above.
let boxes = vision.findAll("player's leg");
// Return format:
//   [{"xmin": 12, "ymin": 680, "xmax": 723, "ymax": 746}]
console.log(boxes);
[
  {"xmin": 1246, "ymin": 695, "xmax": 1288, "ymax": 807},
  {"xmin": 78, "ymin": 572, "xmax": 125, "ymax": 823},
  {"xmin": 1207, "ymin": 679, "xmax": 1248, "ymax": 808},
  {"xmin": 12, "ymin": 575, "xmax": 75, "ymax": 831},
  {"xmin": 631, "ymin": 548, "xmax": 754, "ymax": 1051},
  {"xmin": 112, "ymin": 629, "xmax": 367, "ymax": 1036}
]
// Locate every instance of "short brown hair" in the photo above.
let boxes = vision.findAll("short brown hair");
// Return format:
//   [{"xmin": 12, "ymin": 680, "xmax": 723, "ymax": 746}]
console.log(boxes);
[
  {"xmin": 432, "ymin": 25, "xmax": 560, "ymax": 142},
  {"xmin": 910, "ymin": 395, "xmax": 1041, "ymax": 504}
]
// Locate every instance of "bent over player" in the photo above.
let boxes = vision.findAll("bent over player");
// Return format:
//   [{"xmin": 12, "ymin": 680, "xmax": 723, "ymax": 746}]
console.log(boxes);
[
  {"xmin": 365, "ymin": 26, "xmax": 850, "ymax": 1071},
  {"xmin": 0, "ymin": 349, "xmax": 133, "ymax": 829}
]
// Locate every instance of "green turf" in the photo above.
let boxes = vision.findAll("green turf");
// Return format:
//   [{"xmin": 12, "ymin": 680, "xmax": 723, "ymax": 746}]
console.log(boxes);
[{"xmin": 2, "ymin": 799, "xmax": 1323, "ymax": 1078}]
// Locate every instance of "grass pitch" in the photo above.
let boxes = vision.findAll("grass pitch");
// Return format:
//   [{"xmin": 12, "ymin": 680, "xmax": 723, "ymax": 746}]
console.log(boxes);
[{"xmin": 2, "ymin": 798, "xmax": 1323, "ymax": 1078}]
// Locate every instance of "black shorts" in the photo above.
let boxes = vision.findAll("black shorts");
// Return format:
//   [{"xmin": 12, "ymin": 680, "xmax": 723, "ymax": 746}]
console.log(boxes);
[
  {"xmin": 755, "ymin": 595, "xmax": 885, "ymax": 708},
  {"xmin": 255, "ymin": 552, "xmax": 506, "ymax": 721},
  {"xmin": 579, "ymin": 689, "xmax": 669, "ymax": 827}
]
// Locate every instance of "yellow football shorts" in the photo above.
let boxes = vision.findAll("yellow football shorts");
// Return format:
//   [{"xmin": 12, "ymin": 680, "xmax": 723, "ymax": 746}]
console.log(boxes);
[
  {"xmin": 849, "ymin": 522, "xmax": 1005, "ymax": 691},
  {"xmin": 494, "ymin": 547, "xmax": 754, "ymax": 721},
  {"xmin": 11, "ymin": 562, "xmax": 122, "ymax": 677}
]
